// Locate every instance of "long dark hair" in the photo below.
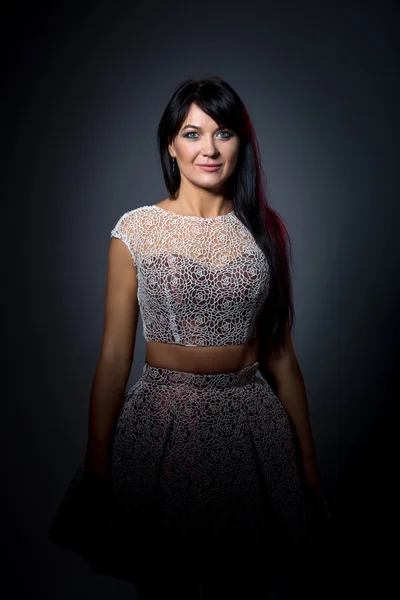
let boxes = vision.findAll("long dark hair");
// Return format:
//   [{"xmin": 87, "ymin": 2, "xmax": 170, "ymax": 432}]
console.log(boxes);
[{"xmin": 156, "ymin": 76, "xmax": 294, "ymax": 360}]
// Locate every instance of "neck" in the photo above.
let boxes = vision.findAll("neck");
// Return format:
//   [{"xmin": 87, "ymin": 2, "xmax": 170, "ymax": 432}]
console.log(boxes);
[{"xmin": 171, "ymin": 186, "xmax": 232, "ymax": 218}]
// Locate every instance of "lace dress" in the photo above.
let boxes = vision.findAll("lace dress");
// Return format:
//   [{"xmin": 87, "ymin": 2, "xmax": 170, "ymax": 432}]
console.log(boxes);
[{"xmin": 48, "ymin": 206, "xmax": 321, "ymax": 584}]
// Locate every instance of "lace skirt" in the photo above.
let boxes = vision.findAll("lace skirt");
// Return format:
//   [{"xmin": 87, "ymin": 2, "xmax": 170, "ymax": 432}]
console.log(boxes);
[{"xmin": 48, "ymin": 361, "xmax": 317, "ymax": 584}]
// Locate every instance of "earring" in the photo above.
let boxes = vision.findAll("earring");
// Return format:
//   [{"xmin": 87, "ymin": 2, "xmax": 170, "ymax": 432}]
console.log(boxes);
[{"xmin": 172, "ymin": 157, "xmax": 176, "ymax": 175}]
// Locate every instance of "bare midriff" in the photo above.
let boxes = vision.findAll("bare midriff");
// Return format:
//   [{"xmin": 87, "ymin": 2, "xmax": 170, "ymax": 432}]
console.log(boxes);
[{"xmin": 145, "ymin": 336, "xmax": 260, "ymax": 375}]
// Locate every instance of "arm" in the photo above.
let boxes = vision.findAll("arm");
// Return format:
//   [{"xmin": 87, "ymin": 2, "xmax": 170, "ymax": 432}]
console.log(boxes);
[
  {"xmin": 259, "ymin": 326, "xmax": 320, "ymax": 484},
  {"xmin": 84, "ymin": 237, "xmax": 139, "ymax": 477}
]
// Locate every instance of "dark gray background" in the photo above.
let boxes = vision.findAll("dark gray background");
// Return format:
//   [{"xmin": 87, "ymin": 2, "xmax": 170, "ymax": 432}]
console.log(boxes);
[{"xmin": 3, "ymin": 0, "xmax": 398, "ymax": 597}]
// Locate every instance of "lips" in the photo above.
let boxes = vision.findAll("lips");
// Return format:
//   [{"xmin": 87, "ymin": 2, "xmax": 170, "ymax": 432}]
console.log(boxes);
[{"xmin": 198, "ymin": 164, "xmax": 222, "ymax": 171}]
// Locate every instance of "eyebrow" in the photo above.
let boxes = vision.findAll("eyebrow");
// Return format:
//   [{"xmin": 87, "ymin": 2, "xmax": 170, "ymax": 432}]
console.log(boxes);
[{"xmin": 181, "ymin": 124, "xmax": 226, "ymax": 131}]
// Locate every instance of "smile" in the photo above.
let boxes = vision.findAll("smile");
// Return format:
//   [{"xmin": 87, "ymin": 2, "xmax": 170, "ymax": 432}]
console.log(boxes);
[{"xmin": 197, "ymin": 165, "xmax": 222, "ymax": 171}]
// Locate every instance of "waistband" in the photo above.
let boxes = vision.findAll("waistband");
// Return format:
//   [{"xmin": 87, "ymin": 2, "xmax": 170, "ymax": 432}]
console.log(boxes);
[{"xmin": 141, "ymin": 361, "xmax": 260, "ymax": 389}]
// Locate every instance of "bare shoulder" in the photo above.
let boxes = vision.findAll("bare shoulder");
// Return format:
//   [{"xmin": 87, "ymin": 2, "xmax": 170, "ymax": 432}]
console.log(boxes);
[{"xmin": 154, "ymin": 197, "xmax": 173, "ymax": 209}]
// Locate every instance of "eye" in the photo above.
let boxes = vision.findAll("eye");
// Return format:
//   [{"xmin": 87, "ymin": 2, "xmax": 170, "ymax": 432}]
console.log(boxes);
[
  {"xmin": 183, "ymin": 130, "xmax": 233, "ymax": 140},
  {"xmin": 218, "ymin": 130, "xmax": 233, "ymax": 139}
]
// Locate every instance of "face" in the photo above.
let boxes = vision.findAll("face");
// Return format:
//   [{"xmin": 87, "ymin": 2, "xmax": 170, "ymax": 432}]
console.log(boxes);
[{"xmin": 168, "ymin": 103, "xmax": 240, "ymax": 192}]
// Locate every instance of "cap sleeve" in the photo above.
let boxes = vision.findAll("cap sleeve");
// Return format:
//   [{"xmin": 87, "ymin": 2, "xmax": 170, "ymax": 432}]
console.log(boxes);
[{"xmin": 110, "ymin": 211, "xmax": 137, "ymax": 266}]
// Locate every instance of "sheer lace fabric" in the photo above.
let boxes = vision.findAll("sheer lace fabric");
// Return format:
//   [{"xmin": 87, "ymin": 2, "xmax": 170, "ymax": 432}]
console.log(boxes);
[
  {"xmin": 49, "ymin": 362, "xmax": 314, "ymax": 584},
  {"xmin": 47, "ymin": 205, "xmax": 321, "ymax": 586},
  {"xmin": 110, "ymin": 206, "xmax": 270, "ymax": 346}
]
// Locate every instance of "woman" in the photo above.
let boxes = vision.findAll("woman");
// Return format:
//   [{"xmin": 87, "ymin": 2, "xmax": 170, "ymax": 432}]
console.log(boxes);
[{"xmin": 48, "ymin": 76, "xmax": 332, "ymax": 599}]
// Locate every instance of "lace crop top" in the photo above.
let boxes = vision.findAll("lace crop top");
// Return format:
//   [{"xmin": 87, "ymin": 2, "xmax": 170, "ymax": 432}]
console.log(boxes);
[{"xmin": 110, "ymin": 205, "xmax": 270, "ymax": 347}]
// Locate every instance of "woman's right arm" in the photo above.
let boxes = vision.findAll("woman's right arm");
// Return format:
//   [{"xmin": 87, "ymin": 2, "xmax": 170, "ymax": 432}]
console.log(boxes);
[{"xmin": 84, "ymin": 236, "xmax": 139, "ymax": 479}]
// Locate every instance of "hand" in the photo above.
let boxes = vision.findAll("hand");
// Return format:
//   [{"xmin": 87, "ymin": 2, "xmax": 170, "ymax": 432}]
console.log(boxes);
[
  {"xmin": 303, "ymin": 476, "xmax": 335, "ymax": 569},
  {"xmin": 305, "ymin": 478, "xmax": 332, "ymax": 523},
  {"xmin": 301, "ymin": 460, "xmax": 332, "ymax": 523},
  {"xmin": 80, "ymin": 467, "xmax": 114, "ymax": 541},
  {"xmin": 84, "ymin": 445, "xmax": 112, "ymax": 480}
]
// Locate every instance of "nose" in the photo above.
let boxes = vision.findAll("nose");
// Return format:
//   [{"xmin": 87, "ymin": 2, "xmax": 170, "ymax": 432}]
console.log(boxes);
[{"xmin": 201, "ymin": 137, "xmax": 219, "ymax": 158}]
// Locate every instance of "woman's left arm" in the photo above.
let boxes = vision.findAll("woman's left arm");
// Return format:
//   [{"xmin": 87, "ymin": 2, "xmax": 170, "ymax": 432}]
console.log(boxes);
[
  {"xmin": 267, "ymin": 356, "xmax": 319, "ymax": 482},
  {"xmin": 260, "ymin": 344, "xmax": 333, "ymax": 522},
  {"xmin": 261, "ymin": 365, "xmax": 318, "ymax": 481},
  {"xmin": 259, "ymin": 326, "xmax": 333, "ymax": 524},
  {"xmin": 258, "ymin": 326, "xmax": 320, "ymax": 485}
]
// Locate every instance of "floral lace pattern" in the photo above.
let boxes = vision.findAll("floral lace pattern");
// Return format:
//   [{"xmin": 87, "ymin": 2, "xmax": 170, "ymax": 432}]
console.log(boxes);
[
  {"xmin": 49, "ymin": 361, "xmax": 315, "ymax": 583},
  {"xmin": 110, "ymin": 206, "xmax": 270, "ymax": 346},
  {"xmin": 47, "ymin": 206, "xmax": 320, "ymax": 584}
]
